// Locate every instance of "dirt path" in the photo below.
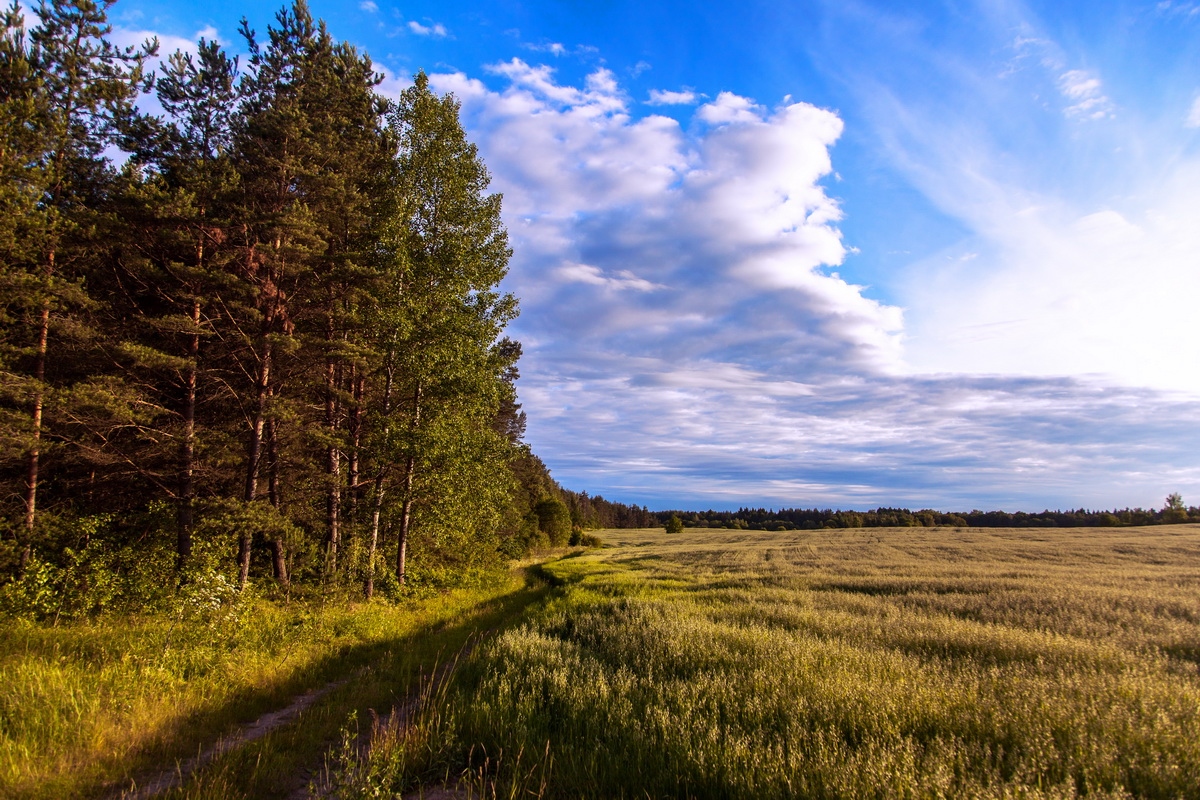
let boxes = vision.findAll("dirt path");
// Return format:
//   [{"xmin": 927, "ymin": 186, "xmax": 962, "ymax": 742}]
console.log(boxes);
[
  {"xmin": 114, "ymin": 565, "xmax": 554, "ymax": 800},
  {"xmin": 113, "ymin": 677, "xmax": 352, "ymax": 800}
]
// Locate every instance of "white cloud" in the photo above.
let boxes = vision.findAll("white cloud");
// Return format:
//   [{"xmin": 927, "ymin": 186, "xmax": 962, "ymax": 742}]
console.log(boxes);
[
  {"xmin": 479, "ymin": 59, "xmax": 625, "ymax": 113},
  {"xmin": 418, "ymin": 20, "xmax": 1200, "ymax": 511},
  {"xmin": 813, "ymin": 3, "xmax": 1200, "ymax": 398},
  {"xmin": 647, "ymin": 88, "xmax": 699, "ymax": 106},
  {"xmin": 524, "ymin": 41, "xmax": 567, "ymax": 56},
  {"xmin": 373, "ymin": 64, "xmax": 413, "ymax": 101},
  {"xmin": 113, "ymin": 26, "xmax": 212, "ymax": 58},
  {"xmin": 408, "ymin": 20, "xmax": 448, "ymax": 37},
  {"xmin": 359, "ymin": 0, "xmax": 378, "ymax": 12},
  {"xmin": 696, "ymin": 91, "xmax": 765, "ymax": 124},
  {"xmin": 1187, "ymin": 96, "xmax": 1200, "ymax": 128},
  {"xmin": 436, "ymin": 62, "xmax": 904, "ymax": 391},
  {"xmin": 901, "ymin": 171, "xmax": 1200, "ymax": 394},
  {"xmin": 556, "ymin": 263, "xmax": 664, "ymax": 291},
  {"xmin": 1058, "ymin": 69, "xmax": 1113, "ymax": 119}
]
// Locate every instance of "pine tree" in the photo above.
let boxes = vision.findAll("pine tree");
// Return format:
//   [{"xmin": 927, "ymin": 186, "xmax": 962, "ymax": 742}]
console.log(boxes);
[
  {"xmin": 0, "ymin": 0, "xmax": 155, "ymax": 570},
  {"xmin": 231, "ymin": 0, "xmax": 390, "ymax": 587},
  {"xmin": 110, "ymin": 37, "xmax": 241, "ymax": 571}
]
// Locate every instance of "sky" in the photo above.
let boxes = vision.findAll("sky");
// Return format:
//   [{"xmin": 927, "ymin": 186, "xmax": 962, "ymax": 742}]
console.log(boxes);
[{"xmin": 102, "ymin": 0, "xmax": 1200, "ymax": 511}]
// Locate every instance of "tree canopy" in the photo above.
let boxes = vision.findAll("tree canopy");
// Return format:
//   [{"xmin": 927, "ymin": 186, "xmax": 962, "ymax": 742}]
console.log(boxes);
[{"xmin": 0, "ymin": 0, "xmax": 565, "ymax": 605}]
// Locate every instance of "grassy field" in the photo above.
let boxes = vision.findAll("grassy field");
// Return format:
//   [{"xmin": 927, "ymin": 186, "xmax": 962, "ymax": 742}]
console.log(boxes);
[
  {"xmin": 349, "ymin": 525, "xmax": 1200, "ymax": 799},
  {"xmin": 0, "ymin": 568, "xmax": 552, "ymax": 800}
]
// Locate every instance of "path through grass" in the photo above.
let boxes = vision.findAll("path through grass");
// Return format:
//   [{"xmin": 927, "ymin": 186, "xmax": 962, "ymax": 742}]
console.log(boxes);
[{"xmin": 0, "ymin": 566, "xmax": 552, "ymax": 800}]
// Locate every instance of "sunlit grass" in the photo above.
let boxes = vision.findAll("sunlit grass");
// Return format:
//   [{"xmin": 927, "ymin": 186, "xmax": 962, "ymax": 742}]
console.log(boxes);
[
  {"xmin": 351, "ymin": 525, "xmax": 1200, "ymax": 799},
  {"xmin": 0, "ymin": 572, "xmax": 536, "ymax": 800}
]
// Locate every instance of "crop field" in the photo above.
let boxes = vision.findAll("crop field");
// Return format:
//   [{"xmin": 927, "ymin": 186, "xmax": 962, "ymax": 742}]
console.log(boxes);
[{"xmin": 360, "ymin": 525, "xmax": 1200, "ymax": 799}]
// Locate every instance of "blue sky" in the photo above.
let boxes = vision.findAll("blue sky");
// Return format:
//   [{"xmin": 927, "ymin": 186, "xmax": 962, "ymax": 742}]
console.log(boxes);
[{"xmin": 107, "ymin": 0, "xmax": 1200, "ymax": 511}]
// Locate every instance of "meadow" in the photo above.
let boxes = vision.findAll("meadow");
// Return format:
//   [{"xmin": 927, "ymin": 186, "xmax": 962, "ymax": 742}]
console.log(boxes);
[
  {"xmin": 0, "ymin": 570, "xmax": 551, "ymax": 799},
  {"xmin": 343, "ymin": 525, "xmax": 1200, "ymax": 799}
]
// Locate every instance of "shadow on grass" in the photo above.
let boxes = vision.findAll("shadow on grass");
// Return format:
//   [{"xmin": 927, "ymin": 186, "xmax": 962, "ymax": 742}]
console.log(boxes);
[{"xmin": 82, "ymin": 568, "xmax": 555, "ymax": 800}]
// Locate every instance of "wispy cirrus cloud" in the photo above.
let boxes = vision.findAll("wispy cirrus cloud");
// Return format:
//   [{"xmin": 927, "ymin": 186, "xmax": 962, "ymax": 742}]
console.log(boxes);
[
  {"xmin": 1058, "ymin": 69, "xmax": 1113, "ymax": 119},
  {"xmin": 809, "ymin": 0, "xmax": 1200, "ymax": 399},
  {"xmin": 556, "ymin": 263, "xmax": 665, "ymax": 292},
  {"xmin": 1186, "ymin": 96, "xmax": 1200, "ymax": 127}
]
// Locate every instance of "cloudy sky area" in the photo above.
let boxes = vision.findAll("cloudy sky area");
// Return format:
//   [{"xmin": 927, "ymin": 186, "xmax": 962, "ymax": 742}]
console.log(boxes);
[{"xmin": 112, "ymin": 0, "xmax": 1200, "ymax": 511}]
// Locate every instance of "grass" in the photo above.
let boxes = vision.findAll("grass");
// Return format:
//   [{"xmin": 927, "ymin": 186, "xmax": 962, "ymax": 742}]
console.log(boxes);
[
  {"xmin": 348, "ymin": 525, "xmax": 1200, "ymax": 799},
  {"xmin": 0, "ymin": 566, "xmax": 553, "ymax": 800}
]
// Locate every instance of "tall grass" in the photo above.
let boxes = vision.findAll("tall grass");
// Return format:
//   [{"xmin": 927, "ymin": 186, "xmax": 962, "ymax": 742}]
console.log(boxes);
[
  {"xmin": 0, "ymin": 570, "xmax": 537, "ymax": 799},
  {"xmin": 351, "ymin": 525, "xmax": 1200, "ymax": 798}
]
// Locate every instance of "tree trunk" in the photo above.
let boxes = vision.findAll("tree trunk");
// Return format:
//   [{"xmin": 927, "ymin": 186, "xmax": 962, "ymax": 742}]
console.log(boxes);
[
  {"xmin": 240, "ymin": 335, "xmax": 272, "ymax": 589},
  {"xmin": 347, "ymin": 368, "xmax": 363, "ymax": 528},
  {"xmin": 177, "ymin": 298, "xmax": 200, "ymax": 572},
  {"xmin": 324, "ymin": 323, "xmax": 341, "ymax": 577},
  {"xmin": 396, "ymin": 382, "xmax": 421, "ymax": 586},
  {"xmin": 266, "ymin": 415, "xmax": 288, "ymax": 587},
  {"xmin": 21, "ymin": 299, "xmax": 49, "ymax": 574},
  {"xmin": 365, "ymin": 361, "xmax": 393, "ymax": 599}
]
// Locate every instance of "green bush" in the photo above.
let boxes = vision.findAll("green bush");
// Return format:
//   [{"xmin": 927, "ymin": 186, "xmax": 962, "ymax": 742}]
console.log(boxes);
[{"xmin": 534, "ymin": 497, "xmax": 572, "ymax": 547}]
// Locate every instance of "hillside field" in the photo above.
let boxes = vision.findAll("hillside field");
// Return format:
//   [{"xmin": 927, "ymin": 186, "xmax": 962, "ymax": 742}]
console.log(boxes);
[{"xmin": 365, "ymin": 524, "xmax": 1200, "ymax": 799}]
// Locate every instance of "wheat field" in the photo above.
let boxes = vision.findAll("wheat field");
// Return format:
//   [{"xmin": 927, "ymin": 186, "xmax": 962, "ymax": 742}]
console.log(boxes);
[{"xmin": 416, "ymin": 525, "xmax": 1200, "ymax": 798}]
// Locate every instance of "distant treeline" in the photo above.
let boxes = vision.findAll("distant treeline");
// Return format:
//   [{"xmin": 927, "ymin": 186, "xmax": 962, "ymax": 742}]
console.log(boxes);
[
  {"xmin": 560, "ymin": 489, "xmax": 659, "ymax": 530},
  {"xmin": 651, "ymin": 504, "xmax": 1199, "ymax": 530}
]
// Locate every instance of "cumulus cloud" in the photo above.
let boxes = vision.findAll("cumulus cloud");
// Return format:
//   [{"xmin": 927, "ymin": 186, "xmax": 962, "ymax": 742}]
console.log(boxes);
[
  {"xmin": 112, "ymin": 24, "xmax": 219, "ymax": 58},
  {"xmin": 427, "ymin": 25, "xmax": 1200, "ymax": 511},
  {"xmin": 435, "ymin": 61, "xmax": 901, "ymax": 378},
  {"xmin": 697, "ymin": 91, "xmax": 766, "ymax": 124},
  {"xmin": 424, "ymin": 61, "xmax": 939, "ymax": 505},
  {"xmin": 359, "ymin": 0, "xmax": 378, "ymax": 12},
  {"xmin": 373, "ymin": 64, "xmax": 413, "ymax": 101},
  {"xmin": 647, "ymin": 88, "xmax": 699, "ymax": 105},
  {"xmin": 408, "ymin": 20, "xmax": 448, "ymax": 37}
]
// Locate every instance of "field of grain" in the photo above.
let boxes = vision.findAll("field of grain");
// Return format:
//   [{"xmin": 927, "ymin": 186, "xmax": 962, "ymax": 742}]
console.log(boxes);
[{"xmin": 390, "ymin": 525, "xmax": 1200, "ymax": 799}]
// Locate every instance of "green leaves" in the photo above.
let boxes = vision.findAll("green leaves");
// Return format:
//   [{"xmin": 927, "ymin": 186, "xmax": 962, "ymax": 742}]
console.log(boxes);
[{"xmin": 1, "ymin": 1, "xmax": 527, "ymax": 593}]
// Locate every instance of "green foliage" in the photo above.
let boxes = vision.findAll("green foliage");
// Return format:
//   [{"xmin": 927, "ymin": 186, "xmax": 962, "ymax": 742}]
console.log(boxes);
[
  {"xmin": 0, "ymin": 507, "xmax": 183, "ymax": 620},
  {"xmin": 0, "ymin": 0, "xmax": 529, "ymax": 596},
  {"xmin": 577, "ymin": 532, "xmax": 604, "ymax": 548},
  {"xmin": 664, "ymin": 514, "xmax": 683, "ymax": 534},
  {"xmin": 533, "ymin": 497, "xmax": 572, "ymax": 547}
]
